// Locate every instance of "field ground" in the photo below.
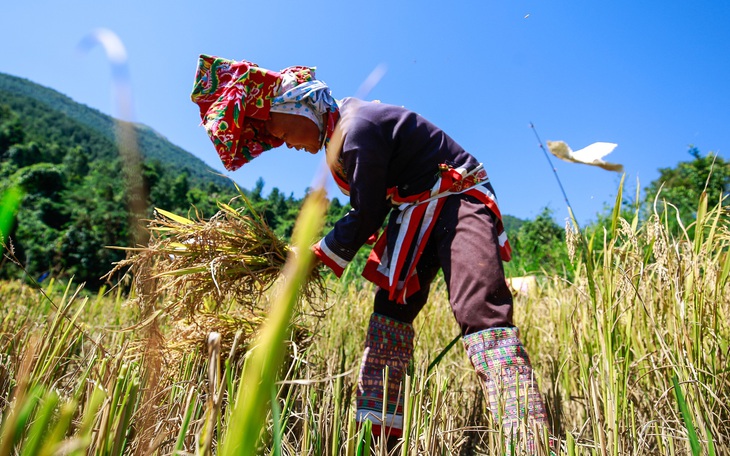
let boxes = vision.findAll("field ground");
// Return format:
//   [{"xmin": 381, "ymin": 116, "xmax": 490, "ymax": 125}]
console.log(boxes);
[{"xmin": 1, "ymin": 201, "xmax": 728, "ymax": 455}]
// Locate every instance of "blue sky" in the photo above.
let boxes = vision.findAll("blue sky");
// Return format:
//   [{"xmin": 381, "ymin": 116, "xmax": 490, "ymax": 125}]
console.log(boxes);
[{"xmin": 2, "ymin": 1, "xmax": 728, "ymax": 226}]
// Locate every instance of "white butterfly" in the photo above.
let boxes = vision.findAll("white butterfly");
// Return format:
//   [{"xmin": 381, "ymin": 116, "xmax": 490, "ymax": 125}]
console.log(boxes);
[{"xmin": 547, "ymin": 140, "xmax": 623, "ymax": 172}]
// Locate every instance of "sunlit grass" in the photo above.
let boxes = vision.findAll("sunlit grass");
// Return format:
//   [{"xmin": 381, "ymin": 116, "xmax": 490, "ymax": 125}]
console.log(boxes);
[{"xmin": 0, "ymin": 184, "xmax": 727, "ymax": 455}]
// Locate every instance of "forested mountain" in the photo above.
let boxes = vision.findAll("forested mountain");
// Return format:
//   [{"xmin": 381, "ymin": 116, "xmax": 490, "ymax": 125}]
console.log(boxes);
[
  {"xmin": 0, "ymin": 73, "xmax": 246, "ymax": 287},
  {"xmin": 0, "ymin": 73, "xmax": 229, "ymax": 188}
]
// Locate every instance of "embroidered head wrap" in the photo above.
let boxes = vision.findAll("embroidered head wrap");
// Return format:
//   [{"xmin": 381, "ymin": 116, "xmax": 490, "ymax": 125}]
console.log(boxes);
[
  {"xmin": 270, "ymin": 74, "xmax": 339, "ymax": 144},
  {"xmin": 190, "ymin": 54, "xmax": 339, "ymax": 171}
]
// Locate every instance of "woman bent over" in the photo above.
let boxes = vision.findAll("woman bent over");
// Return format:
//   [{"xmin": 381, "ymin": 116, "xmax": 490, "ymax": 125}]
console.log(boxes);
[{"xmin": 191, "ymin": 55, "xmax": 551, "ymax": 453}]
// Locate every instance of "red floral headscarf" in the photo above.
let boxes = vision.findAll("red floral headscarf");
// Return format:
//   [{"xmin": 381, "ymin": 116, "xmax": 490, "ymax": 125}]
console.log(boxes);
[{"xmin": 190, "ymin": 54, "xmax": 337, "ymax": 171}]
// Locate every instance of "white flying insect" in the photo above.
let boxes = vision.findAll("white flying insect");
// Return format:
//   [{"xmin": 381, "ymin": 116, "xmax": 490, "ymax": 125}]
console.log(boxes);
[{"xmin": 546, "ymin": 140, "xmax": 623, "ymax": 172}]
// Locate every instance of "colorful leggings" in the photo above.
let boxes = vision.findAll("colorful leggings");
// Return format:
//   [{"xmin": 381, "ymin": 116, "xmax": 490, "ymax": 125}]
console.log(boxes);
[
  {"xmin": 463, "ymin": 327, "xmax": 548, "ymax": 430},
  {"xmin": 358, "ymin": 195, "xmax": 549, "ymax": 446},
  {"xmin": 356, "ymin": 313, "xmax": 414, "ymax": 437}
]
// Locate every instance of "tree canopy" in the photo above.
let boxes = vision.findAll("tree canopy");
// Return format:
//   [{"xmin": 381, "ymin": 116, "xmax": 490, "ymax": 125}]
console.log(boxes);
[
  {"xmin": 0, "ymin": 76, "xmax": 241, "ymax": 287},
  {"xmin": 643, "ymin": 146, "xmax": 729, "ymax": 233}
]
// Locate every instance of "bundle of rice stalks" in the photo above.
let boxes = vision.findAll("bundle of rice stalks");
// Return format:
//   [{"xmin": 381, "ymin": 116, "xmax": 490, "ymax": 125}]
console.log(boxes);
[
  {"xmin": 108, "ymin": 193, "xmax": 327, "ymax": 327},
  {"xmin": 165, "ymin": 309, "xmax": 313, "ymax": 358}
]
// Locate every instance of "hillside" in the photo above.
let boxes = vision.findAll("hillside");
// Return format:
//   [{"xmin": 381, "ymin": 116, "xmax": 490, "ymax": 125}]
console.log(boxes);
[
  {"xmin": 0, "ymin": 72, "xmax": 229, "ymax": 188},
  {"xmin": 0, "ymin": 73, "xmax": 244, "ymax": 287}
]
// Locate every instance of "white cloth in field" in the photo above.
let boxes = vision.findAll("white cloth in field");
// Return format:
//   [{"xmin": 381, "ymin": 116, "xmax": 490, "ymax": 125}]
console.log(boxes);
[{"xmin": 547, "ymin": 140, "xmax": 623, "ymax": 172}]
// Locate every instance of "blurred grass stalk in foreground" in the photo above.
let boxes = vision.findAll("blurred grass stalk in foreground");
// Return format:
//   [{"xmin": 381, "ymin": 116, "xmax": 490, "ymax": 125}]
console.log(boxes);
[
  {"xmin": 0, "ymin": 185, "xmax": 23, "ymax": 245},
  {"xmin": 78, "ymin": 28, "xmax": 147, "ymax": 245},
  {"xmin": 219, "ymin": 186, "xmax": 327, "ymax": 455}
]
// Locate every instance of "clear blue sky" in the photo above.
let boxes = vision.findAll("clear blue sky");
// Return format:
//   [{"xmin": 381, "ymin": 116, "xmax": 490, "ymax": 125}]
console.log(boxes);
[{"xmin": 2, "ymin": 1, "xmax": 728, "ymax": 225}]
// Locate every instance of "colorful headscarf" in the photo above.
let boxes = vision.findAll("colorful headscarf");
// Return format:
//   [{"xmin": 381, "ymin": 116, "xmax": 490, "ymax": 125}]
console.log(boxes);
[
  {"xmin": 270, "ymin": 74, "xmax": 339, "ymax": 143},
  {"xmin": 190, "ymin": 54, "xmax": 339, "ymax": 171}
]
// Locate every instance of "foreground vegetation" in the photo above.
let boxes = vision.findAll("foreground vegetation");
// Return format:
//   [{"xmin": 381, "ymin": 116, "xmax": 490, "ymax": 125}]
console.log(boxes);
[
  {"xmin": 1, "ymin": 181, "xmax": 728, "ymax": 455},
  {"xmin": 2, "ymin": 67, "xmax": 728, "ymax": 455}
]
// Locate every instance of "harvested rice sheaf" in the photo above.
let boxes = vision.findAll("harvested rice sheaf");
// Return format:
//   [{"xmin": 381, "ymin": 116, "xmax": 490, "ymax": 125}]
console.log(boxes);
[{"xmin": 108, "ymin": 195, "xmax": 327, "ymax": 354}]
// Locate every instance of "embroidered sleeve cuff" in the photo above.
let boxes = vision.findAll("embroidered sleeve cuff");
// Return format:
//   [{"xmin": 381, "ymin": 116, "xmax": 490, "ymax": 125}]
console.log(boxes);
[{"xmin": 312, "ymin": 235, "xmax": 355, "ymax": 277}]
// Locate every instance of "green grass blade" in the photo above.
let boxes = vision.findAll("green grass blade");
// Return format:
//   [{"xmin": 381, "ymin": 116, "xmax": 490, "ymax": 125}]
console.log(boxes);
[
  {"xmin": 270, "ymin": 384, "xmax": 282, "ymax": 456},
  {"xmin": 20, "ymin": 389, "xmax": 59, "ymax": 456},
  {"xmin": 672, "ymin": 375, "xmax": 701, "ymax": 456},
  {"xmin": 567, "ymin": 432, "xmax": 576, "ymax": 456},
  {"xmin": 67, "ymin": 385, "xmax": 106, "ymax": 456},
  {"xmin": 38, "ymin": 399, "xmax": 77, "ymax": 456},
  {"xmin": 219, "ymin": 188, "xmax": 326, "ymax": 456},
  {"xmin": 173, "ymin": 387, "xmax": 196, "ymax": 455},
  {"xmin": 0, "ymin": 384, "xmax": 43, "ymax": 456},
  {"xmin": 693, "ymin": 191, "xmax": 708, "ymax": 253},
  {"xmin": 706, "ymin": 426, "xmax": 716, "ymax": 456},
  {"xmin": 155, "ymin": 207, "xmax": 194, "ymax": 225},
  {"xmin": 331, "ymin": 350, "xmax": 345, "ymax": 456},
  {"xmin": 609, "ymin": 173, "xmax": 626, "ymax": 237},
  {"xmin": 427, "ymin": 333, "xmax": 461, "ymax": 374},
  {"xmin": 355, "ymin": 419, "xmax": 372, "ymax": 456}
]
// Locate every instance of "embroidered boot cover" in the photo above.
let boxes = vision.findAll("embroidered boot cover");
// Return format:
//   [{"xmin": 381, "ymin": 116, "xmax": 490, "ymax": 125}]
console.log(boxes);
[
  {"xmin": 463, "ymin": 327, "xmax": 550, "ymax": 453},
  {"xmin": 356, "ymin": 313, "xmax": 414, "ymax": 438}
]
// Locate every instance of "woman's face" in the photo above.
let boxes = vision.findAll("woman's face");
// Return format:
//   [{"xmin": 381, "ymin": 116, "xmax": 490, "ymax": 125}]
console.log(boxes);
[{"xmin": 264, "ymin": 112, "xmax": 321, "ymax": 154}]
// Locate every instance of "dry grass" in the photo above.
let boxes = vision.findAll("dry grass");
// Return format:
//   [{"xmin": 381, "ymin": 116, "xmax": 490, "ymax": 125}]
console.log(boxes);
[
  {"xmin": 1, "ymin": 187, "xmax": 728, "ymax": 455},
  {"xmin": 103, "ymin": 194, "xmax": 328, "ymax": 359},
  {"xmin": 108, "ymin": 198, "xmax": 326, "ymax": 319}
]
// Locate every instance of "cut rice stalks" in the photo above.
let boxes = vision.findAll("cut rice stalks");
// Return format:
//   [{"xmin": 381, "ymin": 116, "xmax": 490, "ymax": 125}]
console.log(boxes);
[{"xmin": 107, "ymin": 193, "xmax": 327, "ymax": 340}]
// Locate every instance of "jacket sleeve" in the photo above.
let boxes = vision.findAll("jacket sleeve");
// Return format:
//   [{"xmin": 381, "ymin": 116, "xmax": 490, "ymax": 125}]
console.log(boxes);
[{"xmin": 313, "ymin": 118, "xmax": 391, "ymax": 276}]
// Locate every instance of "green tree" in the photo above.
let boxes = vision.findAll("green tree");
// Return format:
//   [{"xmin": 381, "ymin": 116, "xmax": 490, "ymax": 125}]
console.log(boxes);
[
  {"xmin": 7, "ymin": 142, "xmax": 44, "ymax": 169},
  {"xmin": 14, "ymin": 163, "xmax": 66, "ymax": 197},
  {"xmin": 11, "ymin": 202, "xmax": 62, "ymax": 280},
  {"xmin": 187, "ymin": 181, "xmax": 236, "ymax": 218},
  {"xmin": 643, "ymin": 147, "xmax": 730, "ymax": 234},
  {"xmin": 170, "ymin": 172, "xmax": 191, "ymax": 210},
  {"xmin": 504, "ymin": 207, "xmax": 570, "ymax": 277},
  {"xmin": 0, "ymin": 104, "xmax": 25, "ymax": 155},
  {"xmin": 60, "ymin": 159, "xmax": 130, "ymax": 286},
  {"xmin": 502, "ymin": 214, "xmax": 526, "ymax": 237},
  {"xmin": 325, "ymin": 197, "xmax": 350, "ymax": 232},
  {"xmin": 0, "ymin": 77, "xmax": 243, "ymax": 288},
  {"xmin": 3, "ymin": 164, "xmax": 67, "ymax": 280},
  {"xmin": 251, "ymin": 177, "xmax": 265, "ymax": 202}
]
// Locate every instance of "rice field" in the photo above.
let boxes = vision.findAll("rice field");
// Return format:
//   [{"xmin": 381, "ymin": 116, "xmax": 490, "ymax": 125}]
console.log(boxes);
[{"xmin": 0, "ymin": 186, "xmax": 728, "ymax": 455}]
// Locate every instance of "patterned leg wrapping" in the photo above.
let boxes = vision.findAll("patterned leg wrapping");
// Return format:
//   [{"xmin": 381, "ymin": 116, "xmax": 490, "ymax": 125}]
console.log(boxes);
[
  {"xmin": 463, "ymin": 327, "xmax": 548, "ymax": 452},
  {"xmin": 356, "ymin": 313, "xmax": 414, "ymax": 438}
]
